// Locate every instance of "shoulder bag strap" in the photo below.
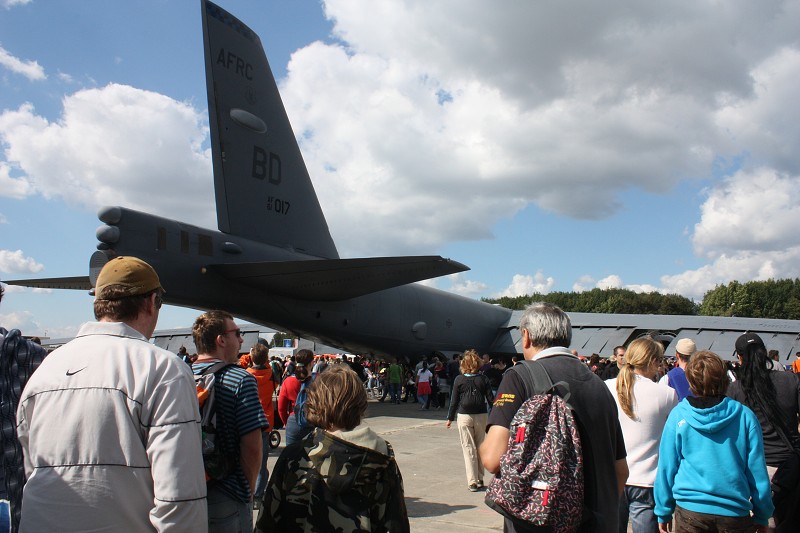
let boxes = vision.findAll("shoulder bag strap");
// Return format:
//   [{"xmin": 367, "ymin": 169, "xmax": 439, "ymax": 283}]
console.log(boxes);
[
  {"xmin": 513, "ymin": 360, "xmax": 553, "ymax": 397},
  {"xmin": 513, "ymin": 359, "xmax": 572, "ymax": 403}
]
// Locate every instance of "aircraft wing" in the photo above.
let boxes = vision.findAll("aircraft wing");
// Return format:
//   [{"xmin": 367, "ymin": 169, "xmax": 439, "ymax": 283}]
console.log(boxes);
[
  {"xmin": 207, "ymin": 256, "xmax": 468, "ymax": 301},
  {"xmin": 3, "ymin": 276, "xmax": 92, "ymax": 291}
]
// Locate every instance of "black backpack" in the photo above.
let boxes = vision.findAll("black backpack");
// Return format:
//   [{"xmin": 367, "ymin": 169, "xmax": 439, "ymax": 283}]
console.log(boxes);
[{"xmin": 195, "ymin": 362, "xmax": 236, "ymax": 480}]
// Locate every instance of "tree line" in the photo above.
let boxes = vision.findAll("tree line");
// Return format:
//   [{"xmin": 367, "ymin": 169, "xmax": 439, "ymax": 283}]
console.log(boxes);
[{"xmin": 482, "ymin": 278, "xmax": 800, "ymax": 319}]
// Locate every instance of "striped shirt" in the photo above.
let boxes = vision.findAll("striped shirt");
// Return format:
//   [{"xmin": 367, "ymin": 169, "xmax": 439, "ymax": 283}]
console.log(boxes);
[{"xmin": 193, "ymin": 362, "xmax": 268, "ymax": 502}]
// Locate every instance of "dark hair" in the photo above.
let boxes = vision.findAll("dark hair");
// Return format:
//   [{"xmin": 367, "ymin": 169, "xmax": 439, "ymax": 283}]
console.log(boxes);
[
  {"xmin": 250, "ymin": 343, "xmax": 269, "ymax": 366},
  {"xmin": 305, "ymin": 365, "xmax": 367, "ymax": 431},
  {"xmin": 94, "ymin": 285, "xmax": 158, "ymax": 322},
  {"xmin": 737, "ymin": 339, "xmax": 790, "ymax": 438},
  {"xmin": 192, "ymin": 310, "xmax": 233, "ymax": 354},
  {"xmin": 685, "ymin": 351, "xmax": 729, "ymax": 397},
  {"xmin": 294, "ymin": 349, "xmax": 314, "ymax": 381}
]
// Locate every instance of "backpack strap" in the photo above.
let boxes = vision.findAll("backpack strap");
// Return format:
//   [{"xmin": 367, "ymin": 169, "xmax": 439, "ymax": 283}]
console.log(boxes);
[
  {"xmin": 513, "ymin": 359, "xmax": 572, "ymax": 403},
  {"xmin": 200, "ymin": 361, "xmax": 232, "ymax": 376}
]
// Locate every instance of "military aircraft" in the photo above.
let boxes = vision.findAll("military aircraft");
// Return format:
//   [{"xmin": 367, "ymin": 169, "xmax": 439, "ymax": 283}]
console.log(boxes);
[{"xmin": 8, "ymin": 1, "xmax": 800, "ymax": 363}]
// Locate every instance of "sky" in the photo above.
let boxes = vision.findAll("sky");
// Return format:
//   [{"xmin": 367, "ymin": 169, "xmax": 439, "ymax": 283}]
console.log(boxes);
[{"xmin": 1, "ymin": 0, "xmax": 800, "ymax": 340}]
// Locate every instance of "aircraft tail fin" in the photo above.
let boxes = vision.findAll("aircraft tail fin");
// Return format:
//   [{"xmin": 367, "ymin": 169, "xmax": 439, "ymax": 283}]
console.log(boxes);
[
  {"xmin": 202, "ymin": 1, "xmax": 338, "ymax": 259},
  {"xmin": 208, "ymin": 256, "xmax": 469, "ymax": 301}
]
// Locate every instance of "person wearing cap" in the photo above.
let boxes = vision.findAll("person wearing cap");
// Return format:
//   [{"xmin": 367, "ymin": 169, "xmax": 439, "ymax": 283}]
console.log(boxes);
[
  {"xmin": 727, "ymin": 332, "xmax": 800, "ymax": 530},
  {"xmin": 0, "ymin": 283, "xmax": 48, "ymax": 533},
  {"xmin": 15, "ymin": 256, "xmax": 207, "ymax": 533},
  {"xmin": 658, "ymin": 338, "xmax": 696, "ymax": 401}
]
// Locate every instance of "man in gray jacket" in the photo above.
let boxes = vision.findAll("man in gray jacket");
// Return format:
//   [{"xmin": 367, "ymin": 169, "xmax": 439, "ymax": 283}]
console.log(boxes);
[{"xmin": 16, "ymin": 256, "xmax": 207, "ymax": 532}]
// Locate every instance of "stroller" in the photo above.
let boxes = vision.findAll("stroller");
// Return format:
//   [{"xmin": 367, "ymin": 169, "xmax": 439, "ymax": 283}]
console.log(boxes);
[{"xmin": 269, "ymin": 392, "xmax": 283, "ymax": 449}]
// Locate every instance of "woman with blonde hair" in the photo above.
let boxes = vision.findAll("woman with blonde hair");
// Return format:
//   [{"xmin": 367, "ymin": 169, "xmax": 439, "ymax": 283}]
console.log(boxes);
[
  {"xmin": 606, "ymin": 337, "xmax": 677, "ymax": 532},
  {"xmin": 257, "ymin": 365, "xmax": 409, "ymax": 532},
  {"xmin": 446, "ymin": 350, "xmax": 495, "ymax": 491}
]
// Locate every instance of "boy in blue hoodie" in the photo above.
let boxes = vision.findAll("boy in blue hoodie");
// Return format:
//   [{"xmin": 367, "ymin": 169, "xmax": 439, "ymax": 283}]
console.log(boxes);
[{"xmin": 654, "ymin": 351, "xmax": 773, "ymax": 532}]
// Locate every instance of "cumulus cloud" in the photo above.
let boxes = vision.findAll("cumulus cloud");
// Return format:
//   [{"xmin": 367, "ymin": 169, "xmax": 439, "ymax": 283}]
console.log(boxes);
[
  {"xmin": 0, "ymin": 310, "xmax": 40, "ymax": 333},
  {"xmin": 653, "ymin": 166, "xmax": 800, "ymax": 300},
  {"xmin": 0, "ymin": 84, "xmax": 214, "ymax": 227},
  {"xmin": 1, "ymin": 0, "xmax": 798, "ymax": 305},
  {"xmin": 0, "ymin": 44, "xmax": 45, "ymax": 81},
  {"xmin": 495, "ymin": 272, "xmax": 556, "ymax": 298},
  {"xmin": 0, "ymin": 161, "xmax": 33, "ymax": 198},
  {"xmin": 275, "ymin": 0, "xmax": 798, "ymax": 261},
  {"xmin": 571, "ymin": 274, "xmax": 661, "ymax": 295},
  {"xmin": 0, "ymin": 249, "xmax": 43, "ymax": 273},
  {"xmin": 0, "ymin": 309, "xmax": 76, "ymax": 338},
  {"xmin": 2, "ymin": 0, "xmax": 32, "ymax": 8},
  {"xmin": 445, "ymin": 273, "xmax": 488, "ymax": 297}
]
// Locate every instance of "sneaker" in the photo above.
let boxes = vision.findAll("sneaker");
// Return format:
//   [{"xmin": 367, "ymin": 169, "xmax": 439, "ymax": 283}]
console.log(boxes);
[
  {"xmin": 476, "ymin": 481, "xmax": 484, "ymax": 489},
  {"xmin": 468, "ymin": 484, "xmax": 478, "ymax": 492}
]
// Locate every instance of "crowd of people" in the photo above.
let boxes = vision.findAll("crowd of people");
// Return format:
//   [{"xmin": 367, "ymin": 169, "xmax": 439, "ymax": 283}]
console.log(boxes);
[{"xmin": 1, "ymin": 256, "xmax": 799, "ymax": 532}]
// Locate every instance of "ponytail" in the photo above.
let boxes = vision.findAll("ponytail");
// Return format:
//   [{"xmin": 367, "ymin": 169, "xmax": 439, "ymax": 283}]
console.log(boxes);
[
  {"xmin": 294, "ymin": 349, "xmax": 314, "ymax": 381},
  {"xmin": 616, "ymin": 363, "xmax": 636, "ymax": 420}
]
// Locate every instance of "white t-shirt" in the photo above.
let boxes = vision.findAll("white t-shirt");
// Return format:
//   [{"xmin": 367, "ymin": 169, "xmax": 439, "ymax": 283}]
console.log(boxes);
[{"xmin": 606, "ymin": 374, "xmax": 678, "ymax": 487}]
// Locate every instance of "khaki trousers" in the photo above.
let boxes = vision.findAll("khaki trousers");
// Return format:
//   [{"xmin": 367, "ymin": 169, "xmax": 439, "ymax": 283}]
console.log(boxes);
[{"xmin": 457, "ymin": 412, "xmax": 488, "ymax": 486}]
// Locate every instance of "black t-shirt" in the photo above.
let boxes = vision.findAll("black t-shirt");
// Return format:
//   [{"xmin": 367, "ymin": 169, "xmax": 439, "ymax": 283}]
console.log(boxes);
[
  {"xmin": 487, "ymin": 352, "xmax": 626, "ymax": 532},
  {"xmin": 727, "ymin": 371, "xmax": 800, "ymax": 466},
  {"xmin": 601, "ymin": 362, "xmax": 620, "ymax": 380},
  {"xmin": 484, "ymin": 367, "xmax": 503, "ymax": 389}
]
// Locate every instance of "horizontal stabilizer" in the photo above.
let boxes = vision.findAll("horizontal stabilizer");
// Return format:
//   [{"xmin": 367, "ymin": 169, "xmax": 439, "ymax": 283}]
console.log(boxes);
[
  {"xmin": 3, "ymin": 276, "xmax": 92, "ymax": 291},
  {"xmin": 207, "ymin": 256, "xmax": 469, "ymax": 301}
]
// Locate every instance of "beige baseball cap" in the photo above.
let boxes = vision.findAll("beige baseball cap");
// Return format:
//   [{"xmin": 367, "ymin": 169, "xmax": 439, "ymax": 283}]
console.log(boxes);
[
  {"xmin": 675, "ymin": 338, "xmax": 696, "ymax": 356},
  {"xmin": 94, "ymin": 256, "xmax": 163, "ymax": 300}
]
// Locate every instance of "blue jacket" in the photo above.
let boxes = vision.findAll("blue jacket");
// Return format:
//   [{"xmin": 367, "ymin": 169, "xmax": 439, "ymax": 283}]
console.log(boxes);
[
  {"xmin": 654, "ymin": 397, "xmax": 773, "ymax": 525},
  {"xmin": 666, "ymin": 367, "xmax": 694, "ymax": 400}
]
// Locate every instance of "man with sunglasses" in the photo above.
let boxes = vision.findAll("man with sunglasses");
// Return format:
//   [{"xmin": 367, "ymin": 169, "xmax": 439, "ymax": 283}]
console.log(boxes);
[
  {"xmin": 16, "ymin": 256, "xmax": 207, "ymax": 532},
  {"xmin": 192, "ymin": 310, "xmax": 268, "ymax": 533}
]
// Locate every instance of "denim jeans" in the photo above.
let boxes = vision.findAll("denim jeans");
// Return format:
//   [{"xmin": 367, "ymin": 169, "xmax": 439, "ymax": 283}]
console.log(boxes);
[
  {"xmin": 618, "ymin": 485, "xmax": 658, "ymax": 533},
  {"xmin": 207, "ymin": 484, "xmax": 252, "ymax": 533},
  {"xmin": 254, "ymin": 431, "xmax": 270, "ymax": 499},
  {"xmin": 389, "ymin": 383, "xmax": 401, "ymax": 402},
  {"xmin": 284, "ymin": 415, "xmax": 314, "ymax": 446}
]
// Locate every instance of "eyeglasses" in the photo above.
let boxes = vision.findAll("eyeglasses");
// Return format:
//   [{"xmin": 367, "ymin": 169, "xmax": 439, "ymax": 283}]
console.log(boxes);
[{"xmin": 224, "ymin": 327, "xmax": 243, "ymax": 338}]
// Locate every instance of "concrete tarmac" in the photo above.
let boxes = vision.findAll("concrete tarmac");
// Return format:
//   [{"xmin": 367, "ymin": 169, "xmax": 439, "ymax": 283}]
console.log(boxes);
[{"xmin": 262, "ymin": 395, "xmax": 503, "ymax": 532}]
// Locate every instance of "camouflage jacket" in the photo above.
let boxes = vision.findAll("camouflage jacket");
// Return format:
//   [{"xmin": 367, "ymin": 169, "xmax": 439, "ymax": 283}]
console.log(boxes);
[{"xmin": 256, "ymin": 428, "xmax": 409, "ymax": 533}]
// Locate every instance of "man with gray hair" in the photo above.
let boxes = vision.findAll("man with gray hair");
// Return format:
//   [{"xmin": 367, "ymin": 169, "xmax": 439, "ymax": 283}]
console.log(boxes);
[
  {"xmin": 658, "ymin": 338, "xmax": 696, "ymax": 401},
  {"xmin": 481, "ymin": 302, "xmax": 628, "ymax": 532}
]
